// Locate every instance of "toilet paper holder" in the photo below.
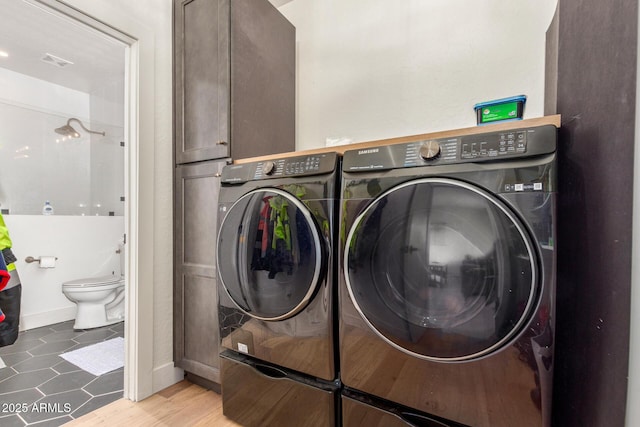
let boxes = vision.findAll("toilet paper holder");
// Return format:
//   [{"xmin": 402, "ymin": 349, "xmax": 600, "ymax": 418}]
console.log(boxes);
[{"xmin": 25, "ymin": 256, "xmax": 58, "ymax": 264}]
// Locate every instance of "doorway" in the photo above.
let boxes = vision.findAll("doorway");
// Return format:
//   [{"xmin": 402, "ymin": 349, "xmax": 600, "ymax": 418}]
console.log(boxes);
[{"xmin": 0, "ymin": 0, "xmax": 143, "ymax": 404}]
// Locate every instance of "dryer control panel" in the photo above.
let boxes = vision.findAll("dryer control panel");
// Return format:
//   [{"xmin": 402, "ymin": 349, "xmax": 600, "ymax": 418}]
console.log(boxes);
[
  {"xmin": 460, "ymin": 130, "xmax": 527, "ymax": 159},
  {"xmin": 343, "ymin": 125, "xmax": 556, "ymax": 172},
  {"xmin": 221, "ymin": 152, "xmax": 338, "ymax": 184}
]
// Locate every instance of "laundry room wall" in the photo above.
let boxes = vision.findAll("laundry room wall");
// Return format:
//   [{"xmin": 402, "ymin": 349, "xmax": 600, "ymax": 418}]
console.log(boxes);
[{"xmin": 277, "ymin": 0, "xmax": 559, "ymax": 150}]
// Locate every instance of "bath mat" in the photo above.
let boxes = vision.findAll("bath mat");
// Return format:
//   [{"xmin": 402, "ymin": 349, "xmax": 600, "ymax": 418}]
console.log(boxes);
[{"xmin": 60, "ymin": 337, "xmax": 124, "ymax": 376}]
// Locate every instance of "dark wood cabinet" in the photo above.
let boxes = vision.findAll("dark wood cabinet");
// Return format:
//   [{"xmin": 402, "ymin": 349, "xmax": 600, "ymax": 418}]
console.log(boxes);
[
  {"xmin": 229, "ymin": 0, "xmax": 296, "ymax": 160},
  {"xmin": 173, "ymin": 0, "xmax": 295, "ymax": 387},
  {"xmin": 173, "ymin": 160, "xmax": 225, "ymax": 385},
  {"xmin": 174, "ymin": 0, "xmax": 230, "ymax": 164},
  {"xmin": 174, "ymin": 0, "xmax": 295, "ymax": 164}
]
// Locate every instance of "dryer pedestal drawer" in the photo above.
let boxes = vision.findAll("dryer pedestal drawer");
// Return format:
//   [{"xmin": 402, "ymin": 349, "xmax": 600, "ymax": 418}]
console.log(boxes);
[
  {"xmin": 220, "ymin": 351, "xmax": 338, "ymax": 427},
  {"xmin": 342, "ymin": 389, "xmax": 466, "ymax": 427}
]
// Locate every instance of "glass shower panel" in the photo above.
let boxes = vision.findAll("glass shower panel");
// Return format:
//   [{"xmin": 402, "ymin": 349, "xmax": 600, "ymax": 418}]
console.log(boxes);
[
  {"xmin": 0, "ymin": 101, "xmax": 124, "ymax": 216},
  {"xmin": 90, "ymin": 122, "xmax": 125, "ymax": 216}
]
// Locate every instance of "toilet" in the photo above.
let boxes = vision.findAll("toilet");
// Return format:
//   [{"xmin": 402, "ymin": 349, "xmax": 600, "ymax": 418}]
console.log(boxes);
[{"xmin": 62, "ymin": 243, "xmax": 125, "ymax": 330}]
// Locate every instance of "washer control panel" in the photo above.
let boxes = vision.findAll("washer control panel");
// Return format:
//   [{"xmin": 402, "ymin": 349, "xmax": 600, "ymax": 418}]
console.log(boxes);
[
  {"xmin": 404, "ymin": 139, "xmax": 457, "ymax": 167},
  {"xmin": 221, "ymin": 152, "xmax": 338, "ymax": 183},
  {"xmin": 419, "ymin": 140, "xmax": 441, "ymax": 160},
  {"xmin": 460, "ymin": 130, "xmax": 527, "ymax": 159},
  {"xmin": 343, "ymin": 125, "xmax": 556, "ymax": 172}
]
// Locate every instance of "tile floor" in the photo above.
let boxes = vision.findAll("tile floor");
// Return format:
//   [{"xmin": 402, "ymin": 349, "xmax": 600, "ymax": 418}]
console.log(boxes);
[{"xmin": 0, "ymin": 320, "xmax": 124, "ymax": 426}]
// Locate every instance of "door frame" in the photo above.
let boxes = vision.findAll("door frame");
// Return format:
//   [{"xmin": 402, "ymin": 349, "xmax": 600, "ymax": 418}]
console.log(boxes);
[{"xmin": 32, "ymin": 0, "xmax": 152, "ymax": 400}]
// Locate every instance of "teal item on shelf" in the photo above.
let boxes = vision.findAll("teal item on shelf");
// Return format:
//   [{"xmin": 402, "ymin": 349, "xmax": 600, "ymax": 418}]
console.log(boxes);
[{"xmin": 474, "ymin": 95, "xmax": 526, "ymax": 125}]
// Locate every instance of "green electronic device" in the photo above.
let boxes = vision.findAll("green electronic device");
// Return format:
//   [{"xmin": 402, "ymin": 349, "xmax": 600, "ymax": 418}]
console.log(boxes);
[{"xmin": 474, "ymin": 95, "xmax": 526, "ymax": 125}]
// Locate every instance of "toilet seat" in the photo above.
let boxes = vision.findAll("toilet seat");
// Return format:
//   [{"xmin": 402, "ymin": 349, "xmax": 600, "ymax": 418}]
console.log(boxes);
[{"xmin": 63, "ymin": 275, "xmax": 123, "ymax": 288}]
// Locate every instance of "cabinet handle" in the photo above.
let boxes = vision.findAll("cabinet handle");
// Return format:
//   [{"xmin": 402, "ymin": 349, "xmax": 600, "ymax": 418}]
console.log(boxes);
[
  {"xmin": 399, "ymin": 411, "xmax": 450, "ymax": 427},
  {"xmin": 214, "ymin": 173, "xmax": 222, "ymax": 177},
  {"xmin": 254, "ymin": 363, "xmax": 288, "ymax": 379},
  {"xmin": 216, "ymin": 140, "xmax": 228, "ymax": 145}
]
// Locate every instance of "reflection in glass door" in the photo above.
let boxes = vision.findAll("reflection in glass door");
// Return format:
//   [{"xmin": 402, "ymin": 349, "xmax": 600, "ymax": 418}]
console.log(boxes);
[{"xmin": 218, "ymin": 188, "xmax": 324, "ymax": 321}]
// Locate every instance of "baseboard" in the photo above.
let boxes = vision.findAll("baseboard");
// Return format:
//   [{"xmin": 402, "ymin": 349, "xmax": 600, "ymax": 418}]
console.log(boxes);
[
  {"xmin": 153, "ymin": 362, "xmax": 185, "ymax": 394},
  {"xmin": 20, "ymin": 307, "xmax": 76, "ymax": 331},
  {"xmin": 185, "ymin": 372, "xmax": 221, "ymax": 393}
]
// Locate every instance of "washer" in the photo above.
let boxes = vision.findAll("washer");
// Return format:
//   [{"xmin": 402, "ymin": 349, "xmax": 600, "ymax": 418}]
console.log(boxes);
[
  {"xmin": 217, "ymin": 152, "xmax": 340, "ymax": 426},
  {"xmin": 339, "ymin": 125, "xmax": 557, "ymax": 427}
]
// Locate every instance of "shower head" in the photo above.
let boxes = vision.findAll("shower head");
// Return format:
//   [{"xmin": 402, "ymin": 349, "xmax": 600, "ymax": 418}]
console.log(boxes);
[
  {"xmin": 54, "ymin": 124, "xmax": 79, "ymax": 138},
  {"xmin": 54, "ymin": 118, "xmax": 105, "ymax": 138}
]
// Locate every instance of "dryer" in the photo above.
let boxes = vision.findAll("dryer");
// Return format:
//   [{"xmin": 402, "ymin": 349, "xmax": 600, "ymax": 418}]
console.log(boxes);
[
  {"xmin": 217, "ymin": 152, "xmax": 340, "ymax": 426},
  {"xmin": 339, "ymin": 125, "xmax": 557, "ymax": 427}
]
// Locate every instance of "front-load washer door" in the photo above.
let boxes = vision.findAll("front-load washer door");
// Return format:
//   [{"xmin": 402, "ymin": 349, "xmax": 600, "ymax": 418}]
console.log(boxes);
[
  {"xmin": 218, "ymin": 188, "xmax": 325, "ymax": 321},
  {"xmin": 344, "ymin": 178, "xmax": 539, "ymax": 361}
]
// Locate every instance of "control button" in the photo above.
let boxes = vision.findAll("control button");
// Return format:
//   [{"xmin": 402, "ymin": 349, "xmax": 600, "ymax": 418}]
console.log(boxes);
[
  {"xmin": 419, "ymin": 140, "xmax": 441, "ymax": 160},
  {"xmin": 263, "ymin": 161, "xmax": 276, "ymax": 175}
]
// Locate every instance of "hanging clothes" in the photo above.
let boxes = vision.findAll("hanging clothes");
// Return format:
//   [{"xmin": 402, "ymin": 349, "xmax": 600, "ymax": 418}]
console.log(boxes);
[
  {"xmin": 268, "ymin": 196, "xmax": 294, "ymax": 279},
  {"xmin": 251, "ymin": 196, "xmax": 272, "ymax": 271},
  {"xmin": 295, "ymin": 207, "xmax": 316, "ymax": 267}
]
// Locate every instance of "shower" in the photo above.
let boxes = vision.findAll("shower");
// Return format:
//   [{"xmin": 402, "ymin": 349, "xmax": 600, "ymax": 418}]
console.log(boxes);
[{"xmin": 54, "ymin": 117, "xmax": 106, "ymax": 139}]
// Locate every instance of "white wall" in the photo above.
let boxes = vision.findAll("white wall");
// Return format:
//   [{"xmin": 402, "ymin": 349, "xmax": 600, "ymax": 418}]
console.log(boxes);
[
  {"xmin": 278, "ymin": 0, "xmax": 558, "ymax": 150},
  {"xmin": 4, "ymin": 215, "xmax": 124, "ymax": 330},
  {"xmin": 0, "ymin": 67, "xmax": 89, "ymax": 118}
]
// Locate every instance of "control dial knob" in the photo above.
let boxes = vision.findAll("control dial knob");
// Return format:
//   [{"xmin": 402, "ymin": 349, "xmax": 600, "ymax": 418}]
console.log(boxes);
[
  {"xmin": 419, "ymin": 140, "xmax": 441, "ymax": 160},
  {"xmin": 263, "ymin": 161, "xmax": 276, "ymax": 175}
]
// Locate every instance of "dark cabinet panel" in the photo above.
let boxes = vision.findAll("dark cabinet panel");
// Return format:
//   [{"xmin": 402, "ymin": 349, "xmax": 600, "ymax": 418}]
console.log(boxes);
[
  {"xmin": 173, "ymin": 0, "xmax": 296, "ymax": 388},
  {"xmin": 181, "ymin": 273, "xmax": 219, "ymax": 377},
  {"xmin": 546, "ymin": 2, "xmax": 636, "ymax": 426},
  {"xmin": 230, "ymin": 0, "xmax": 296, "ymax": 160},
  {"xmin": 174, "ymin": 160, "xmax": 225, "ymax": 383},
  {"xmin": 174, "ymin": 0, "xmax": 295, "ymax": 164},
  {"xmin": 175, "ymin": 0, "xmax": 230, "ymax": 163}
]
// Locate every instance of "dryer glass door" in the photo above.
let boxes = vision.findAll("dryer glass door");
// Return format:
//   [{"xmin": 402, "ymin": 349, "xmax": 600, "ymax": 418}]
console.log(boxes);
[
  {"xmin": 218, "ymin": 188, "xmax": 324, "ymax": 320},
  {"xmin": 344, "ymin": 178, "xmax": 538, "ymax": 361}
]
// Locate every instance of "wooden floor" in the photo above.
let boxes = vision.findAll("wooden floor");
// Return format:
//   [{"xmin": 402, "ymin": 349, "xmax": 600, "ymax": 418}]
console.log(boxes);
[{"xmin": 65, "ymin": 380, "xmax": 241, "ymax": 426}]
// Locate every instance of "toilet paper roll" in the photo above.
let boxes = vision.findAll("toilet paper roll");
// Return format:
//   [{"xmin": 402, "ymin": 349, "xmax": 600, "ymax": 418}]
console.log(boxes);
[{"xmin": 39, "ymin": 256, "xmax": 56, "ymax": 268}]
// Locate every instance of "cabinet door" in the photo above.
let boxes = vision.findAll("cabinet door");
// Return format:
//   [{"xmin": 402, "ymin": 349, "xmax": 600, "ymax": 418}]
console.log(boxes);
[
  {"xmin": 230, "ymin": 0, "xmax": 296, "ymax": 160},
  {"xmin": 174, "ymin": 0, "xmax": 230, "ymax": 163},
  {"xmin": 174, "ymin": 159, "xmax": 226, "ymax": 382}
]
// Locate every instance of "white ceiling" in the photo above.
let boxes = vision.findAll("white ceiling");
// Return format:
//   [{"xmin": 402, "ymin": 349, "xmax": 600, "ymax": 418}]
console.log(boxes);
[
  {"xmin": 0, "ymin": 0, "xmax": 125, "ymax": 94},
  {"xmin": 0, "ymin": 0, "xmax": 293, "ymax": 94}
]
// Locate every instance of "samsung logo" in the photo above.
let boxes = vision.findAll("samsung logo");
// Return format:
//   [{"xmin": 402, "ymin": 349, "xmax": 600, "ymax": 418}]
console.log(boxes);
[{"xmin": 358, "ymin": 148, "xmax": 379, "ymax": 155}]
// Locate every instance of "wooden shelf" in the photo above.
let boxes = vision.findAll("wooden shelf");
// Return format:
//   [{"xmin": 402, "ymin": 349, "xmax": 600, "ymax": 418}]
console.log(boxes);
[{"xmin": 234, "ymin": 114, "xmax": 561, "ymax": 164}]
